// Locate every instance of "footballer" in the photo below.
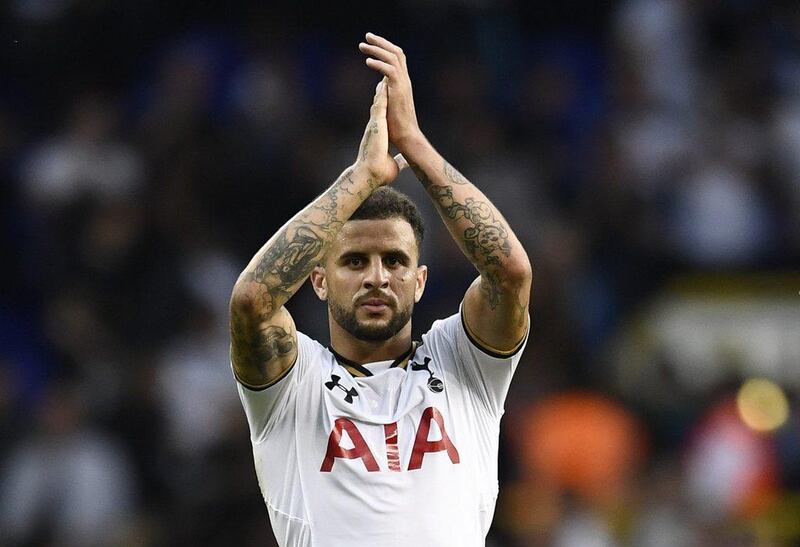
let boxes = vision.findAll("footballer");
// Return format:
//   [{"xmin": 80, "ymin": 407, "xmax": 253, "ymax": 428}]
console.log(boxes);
[{"xmin": 229, "ymin": 33, "xmax": 532, "ymax": 547}]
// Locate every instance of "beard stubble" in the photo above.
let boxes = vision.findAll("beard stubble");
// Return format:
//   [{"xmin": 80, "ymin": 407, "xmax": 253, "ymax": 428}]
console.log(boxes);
[{"xmin": 329, "ymin": 298, "xmax": 413, "ymax": 342}]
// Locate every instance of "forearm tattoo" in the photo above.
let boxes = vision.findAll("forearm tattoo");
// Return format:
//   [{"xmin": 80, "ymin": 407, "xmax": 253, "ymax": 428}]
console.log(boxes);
[
  {"xmin": 244, "ymin": 167, "xmax": 378, "ymax": 315},
  {"xmin": 413, "ymin": 160, "xmax": 513, "ymax": 309},
  {"xmin": 427, "ymin": 185, "xmax": 511, "ymax": 265},
  {"xmin": 361, "ymin": 122, "xmax": 378, "ymax": 161},
  {"xmin": 232, "ymin": 167, "xmax": 378, "ymax": 375},
  {"xmin": 444, "ymin": 160, "xmax": 469, "ymax": 185},
  {"xmin": 413, "ymin": 160, "xmax": 469, "ymax": 188}
]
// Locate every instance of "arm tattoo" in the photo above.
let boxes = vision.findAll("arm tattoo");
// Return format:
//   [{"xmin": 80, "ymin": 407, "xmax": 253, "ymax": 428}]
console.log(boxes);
[
  {"xmin": 511, "ymin": 285, "xmax": 528, "ymax": 327},
  {"xmin": 412, "ymin": 162, "xmax": 513, "ymax": 310},
  {"xmin": 243, "ymin": 168, "xmax": 378, "ymax": 315},
  {"xmin": 426, "ymin": 185, "xmax": 512, "ymax": 266},
  {"xmin": 232, "ymin": 166, "xmax": 381, "ymax": 382},
  {"xmin": 231, "ymin": 304, "xmax": 295, "ymax": 378},
  {"xmin": 255, "ymin": 227, "xmax": 324, "ymax": 288},
  {"xmin": 360, "ymin": 122, "xmax": 378, "ymax": 161},
  {"xmin": 339, "ymin": 166, "xmax": 376, "ymax": 200},
  {"xmin": 414, "ymin": 160, "xmax": 468, "ymax": 188},
  {"xmin": 444, "ymin": 160, "xmax": 469, "ymax": 185},
  {"xmin": 479, "ymin": 270, "xmax": 503, "ymax": 309}
]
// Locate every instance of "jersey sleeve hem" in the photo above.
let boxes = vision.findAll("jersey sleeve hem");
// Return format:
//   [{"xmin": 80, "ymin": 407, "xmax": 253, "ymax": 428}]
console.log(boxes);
[
  {"xmin": 460, "ymin": 306, "xmax": 527, "ymax": 359},
  {"xmin": 233, "ymin": 353, "xmax": 298, "ymax": 392}
]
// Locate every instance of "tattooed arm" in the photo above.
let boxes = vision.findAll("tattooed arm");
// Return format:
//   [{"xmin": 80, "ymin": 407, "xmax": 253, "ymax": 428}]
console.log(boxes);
[
  {"xmin": 360, "ymin": 33, "xmax": 531, "ymax": 352},
  {"xmin": 230, "ymin": 80, "xmax": 404, "ymax": 387},
  {"xmin": 411, "ymin": 148, "xmax": 531, "ymax": 351}
]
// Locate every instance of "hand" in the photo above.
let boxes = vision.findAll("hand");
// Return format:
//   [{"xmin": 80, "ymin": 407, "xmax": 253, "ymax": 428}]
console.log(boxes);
[
  {"xmin": 359, "ymin": 33, "xmax": 422, "ymax": 152},
  {"xmin": 355, "ymin": 79, "xmax": 407, "ymax": 184}
]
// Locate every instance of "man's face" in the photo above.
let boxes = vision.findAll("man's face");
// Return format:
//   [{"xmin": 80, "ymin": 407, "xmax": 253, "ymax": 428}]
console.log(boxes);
[{"xmin": 312, "ymin": 218, "xmax": 427, "ymax": 342}]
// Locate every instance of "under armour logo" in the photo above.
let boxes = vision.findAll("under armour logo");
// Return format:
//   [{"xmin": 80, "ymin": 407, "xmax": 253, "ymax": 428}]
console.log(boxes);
[
  {"xmin": 411, "ymin": 357, "xmax": 443, "ymax": 393},
  {"xmin": 325, "ymin": 374, "xmax": 359, "ymax": 404}
]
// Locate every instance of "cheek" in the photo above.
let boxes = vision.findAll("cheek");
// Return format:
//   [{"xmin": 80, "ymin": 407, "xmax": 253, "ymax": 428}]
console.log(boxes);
[
  {"xmin": 395, "ymin": 272, "xmax": 417, "ymax": 293},
  {"xmin": 326, "ymin": 274, "xmax": 350, "ymax": 299}
]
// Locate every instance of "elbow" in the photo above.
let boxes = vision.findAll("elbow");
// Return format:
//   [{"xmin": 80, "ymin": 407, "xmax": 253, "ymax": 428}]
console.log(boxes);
[
  {"xmin": 229, "ymin": 285, "xmax": 251, "ymax": 318},
  {"xmin": 503, "ymin": 254, "xmax": 533, "ymax": 287},
  {"xmin": 230, "ymin": 278, "xmax": 263, "ymax": 317}
]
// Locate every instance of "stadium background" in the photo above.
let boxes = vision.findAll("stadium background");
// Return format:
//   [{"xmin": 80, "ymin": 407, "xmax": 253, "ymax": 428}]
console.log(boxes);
[{"xmin": 1, "ymin": 0, "xmax": 799, "ymax": 545}]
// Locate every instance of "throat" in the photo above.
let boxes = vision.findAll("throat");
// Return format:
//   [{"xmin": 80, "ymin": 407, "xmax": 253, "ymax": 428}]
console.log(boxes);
[
  {"xmin": 327, "ymin": 317, "xmax": 414, "ymax": 365},
  {"xmin": 329, "ymin": 342, "xmax": 419, "ymax": 377}
]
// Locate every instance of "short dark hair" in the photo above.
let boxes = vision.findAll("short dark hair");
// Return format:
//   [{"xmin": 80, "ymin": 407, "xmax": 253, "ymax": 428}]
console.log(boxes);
[{"xmin": 349, "ymin": 187, "xmax": 424, "ymax": 254}]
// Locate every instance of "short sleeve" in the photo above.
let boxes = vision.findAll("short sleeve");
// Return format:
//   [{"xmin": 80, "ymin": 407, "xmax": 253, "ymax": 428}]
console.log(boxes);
[
  {"xmin": 233, "ymin": 331, "xmax": 317, "ymax": 444},
  {"xmin": 427, "ymin": 305, "xmax": 529, "ymax": 418}
]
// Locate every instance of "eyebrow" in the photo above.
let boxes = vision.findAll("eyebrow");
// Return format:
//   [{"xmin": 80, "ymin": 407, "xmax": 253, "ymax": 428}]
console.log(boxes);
[
  {"xmin": 385, "ymin": 249, "xmax": 412, "ymax": 260},
  {"xmin": 337, "ymin": 249, "xmax": 413, "ymax": 262}
]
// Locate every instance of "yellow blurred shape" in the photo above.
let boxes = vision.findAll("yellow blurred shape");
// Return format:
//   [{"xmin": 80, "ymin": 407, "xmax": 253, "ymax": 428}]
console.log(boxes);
[{"xmin": 737, "ymin": 378, "xmax": 790, "ymax": 432}]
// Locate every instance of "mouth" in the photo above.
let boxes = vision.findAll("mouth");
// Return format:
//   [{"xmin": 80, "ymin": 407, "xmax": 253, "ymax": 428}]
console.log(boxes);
[{"xmin": 359, "ymin": 297, "xmax": 392, "ymax": 314}]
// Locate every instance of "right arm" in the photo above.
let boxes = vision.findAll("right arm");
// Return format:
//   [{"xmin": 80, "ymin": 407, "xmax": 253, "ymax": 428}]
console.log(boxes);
[{"xmin": 230, "ymin": 80, "xmax": 402, "ymax": 388}]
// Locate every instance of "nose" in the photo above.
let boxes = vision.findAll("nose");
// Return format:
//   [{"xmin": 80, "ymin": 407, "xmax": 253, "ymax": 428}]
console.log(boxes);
[{"xmin": 362, "ymin": 257, "xmax": 390, "ymax": 289}]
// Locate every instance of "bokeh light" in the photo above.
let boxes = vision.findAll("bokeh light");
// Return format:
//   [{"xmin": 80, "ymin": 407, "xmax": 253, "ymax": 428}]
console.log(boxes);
[{"xmin": 737, "ymin": 378, "xmax": 790, "ymax": 433}]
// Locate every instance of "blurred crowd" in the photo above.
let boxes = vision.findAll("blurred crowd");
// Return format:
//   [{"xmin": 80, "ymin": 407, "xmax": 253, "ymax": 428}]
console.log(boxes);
[{"xmin": 1, "ymin": 1, "xmax": 799, "ymax": 546}]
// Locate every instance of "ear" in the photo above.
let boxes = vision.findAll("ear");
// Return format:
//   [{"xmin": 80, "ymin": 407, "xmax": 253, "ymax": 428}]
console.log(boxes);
[
  {"xmin": 414, "ymin": 264, "xmax": 428, "ymax": 303},
  {"xmin": 310, "ymin": 264, "xmax": 328, "ymax": 301}
]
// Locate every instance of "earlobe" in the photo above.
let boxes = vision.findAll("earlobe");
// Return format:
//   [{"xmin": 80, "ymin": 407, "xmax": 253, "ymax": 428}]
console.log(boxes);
[{"xmin": 414, "ymin": 265, "xmax": 428, "ymax": 303}]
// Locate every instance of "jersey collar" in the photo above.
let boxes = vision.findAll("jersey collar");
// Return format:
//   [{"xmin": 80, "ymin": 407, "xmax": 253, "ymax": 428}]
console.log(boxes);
[{"xmin": 328, "ymin": 342, "xmax": 420, "ymax": 377}]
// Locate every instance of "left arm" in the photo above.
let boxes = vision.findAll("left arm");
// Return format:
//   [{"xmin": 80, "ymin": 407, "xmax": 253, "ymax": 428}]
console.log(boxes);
[
  {"xmin": 359, "ymin": 33, "xmax": 532, "ymax": 351},
  {"xmin": 408, "ymin": 138, "xmax": 531, "ymax": 352}
]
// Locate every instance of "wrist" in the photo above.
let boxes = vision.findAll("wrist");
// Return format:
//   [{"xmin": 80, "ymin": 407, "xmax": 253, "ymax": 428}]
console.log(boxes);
[
  {"xmin": 393, "ymin": 129, "xmax": 428, "ymax": 157},
  {"xmin": 349, "ymin": 162, "xmax": 389, "ymax": 188}
]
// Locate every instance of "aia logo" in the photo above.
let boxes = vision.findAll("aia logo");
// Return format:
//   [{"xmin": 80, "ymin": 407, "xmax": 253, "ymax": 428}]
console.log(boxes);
[
  {"xmin": 410, "ymin": 357, "xmax": 443, "ymax": 393},
  {"xmin": 320, "ymin": 406, "xmax": 460, "ymax": 473},
  {"xmin": 325, "ymin": 374, "xmax": 358, "ymax": 404}
]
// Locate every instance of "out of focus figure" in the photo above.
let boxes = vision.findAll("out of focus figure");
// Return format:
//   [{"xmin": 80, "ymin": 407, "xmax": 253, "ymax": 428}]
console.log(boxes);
[{"xmin": 0, "ymin": 382, "xmax": 135, "ymax": 546}]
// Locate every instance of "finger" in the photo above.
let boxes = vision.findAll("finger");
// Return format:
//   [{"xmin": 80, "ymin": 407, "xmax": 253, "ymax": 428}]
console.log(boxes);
[
  {"xmin": 365, "ymin": 33, "xmax": 404, "ymax": 59},
  {"xmin": 370, "ymin": 80, "xmax": 388, "ymax": 119},
  {"xmin": 393, "ymin": 153, "xmax": 408, "ymax": 172},
  {"xmin": 365, "ymin": 57, "xmax": 397, "ymax": 80},
  {"xmin": 359, "ymin": 42, "xmax": 401, "ymax": 66}
]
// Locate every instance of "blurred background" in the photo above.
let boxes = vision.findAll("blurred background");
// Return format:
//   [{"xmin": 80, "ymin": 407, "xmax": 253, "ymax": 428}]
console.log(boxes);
[{"xmin": 1, "ymin": 0, "xmax": 799, "ymax": 545}]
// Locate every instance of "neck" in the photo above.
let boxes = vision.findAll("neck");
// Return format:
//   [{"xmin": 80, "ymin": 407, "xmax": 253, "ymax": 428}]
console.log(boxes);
[{"xmin": 328, "ymin": 317, "xmax": 413, "ymax": 364}]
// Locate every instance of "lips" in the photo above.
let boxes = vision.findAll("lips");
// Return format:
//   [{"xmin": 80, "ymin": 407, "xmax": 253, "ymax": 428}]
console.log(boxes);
[{"xmin": 358, "ymin": 296, "xmax": 393, "ymax": 313}]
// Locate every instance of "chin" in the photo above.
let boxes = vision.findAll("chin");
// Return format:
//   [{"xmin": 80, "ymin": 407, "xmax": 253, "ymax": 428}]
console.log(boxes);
[
  {"xmin": 330, "ymin": 300, "xmax": 413, "ymax": 342},
  {"xmin": 352, "ymin": 320, "xmax": 396, "ymax": 342}
]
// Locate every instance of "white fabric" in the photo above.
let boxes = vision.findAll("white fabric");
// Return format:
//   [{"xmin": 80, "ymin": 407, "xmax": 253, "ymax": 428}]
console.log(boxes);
[{"xmin": 235, "ymin": 310, "xmax": 527, "ymax": 547}]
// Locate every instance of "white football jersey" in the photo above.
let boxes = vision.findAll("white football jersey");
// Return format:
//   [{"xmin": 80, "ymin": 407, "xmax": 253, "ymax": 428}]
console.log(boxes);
[{"xmin": 234, "ymin": 308, "xmax": 527, "ymax": 547}]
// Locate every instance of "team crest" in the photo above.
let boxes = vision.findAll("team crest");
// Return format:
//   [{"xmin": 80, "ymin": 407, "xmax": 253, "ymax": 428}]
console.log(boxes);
[{"xmin": 410, "ymin": 357, "xmax": 443, "ymax": 393}]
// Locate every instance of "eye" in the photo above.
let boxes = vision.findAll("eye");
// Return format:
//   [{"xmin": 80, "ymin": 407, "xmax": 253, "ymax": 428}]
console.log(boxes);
[
  {"xmin": 385, "ymin": 255, "xmax": 402, "ymax": 267},
  {"xmin": 347, "ymin": 256, "xmax": 363, "ymax": 267}
]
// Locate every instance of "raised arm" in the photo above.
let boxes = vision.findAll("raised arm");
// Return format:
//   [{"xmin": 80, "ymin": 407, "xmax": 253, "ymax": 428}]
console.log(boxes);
[
  {"xmin": 360, "ymin": 33, "xmax": 531, "ymax": 353},
  {"xmin": 230, "ymin": 80, "xmax": 404, "ymax": 388}
]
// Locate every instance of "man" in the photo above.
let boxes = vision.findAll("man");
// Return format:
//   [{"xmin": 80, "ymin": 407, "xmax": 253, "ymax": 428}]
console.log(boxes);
[{"xmin": 230, "ymin": 33, "xmax": 532, "ymax": 546}]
